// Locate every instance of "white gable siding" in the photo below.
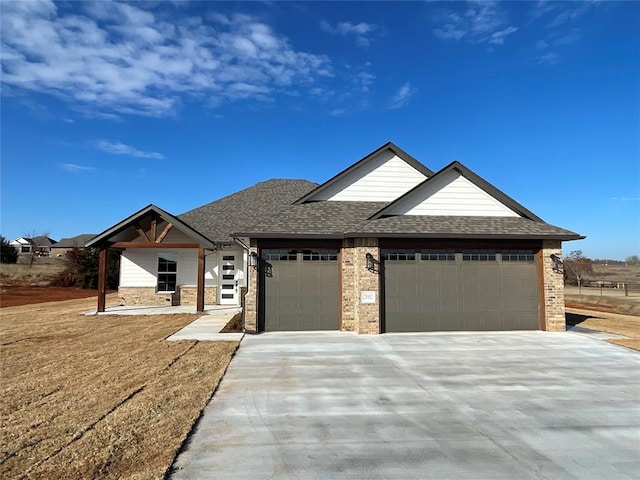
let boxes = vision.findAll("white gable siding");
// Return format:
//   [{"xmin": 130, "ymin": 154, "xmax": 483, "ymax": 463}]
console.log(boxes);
[
  {"xmin": 385, "ymin": 171, "xmax": 520, "ymax": 217},
  {"xmin": 119, "ymin": 248, "xmax": 218, "ymax": 288},
  {"xmin": 312, "ymin": 151, "xmax": 427, "ymax": 202}
]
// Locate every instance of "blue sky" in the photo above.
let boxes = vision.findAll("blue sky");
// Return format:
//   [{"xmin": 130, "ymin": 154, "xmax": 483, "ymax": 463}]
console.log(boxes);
[{"xmin": 1, "ymin": 0, "xmax": 638, "ymax": 259}]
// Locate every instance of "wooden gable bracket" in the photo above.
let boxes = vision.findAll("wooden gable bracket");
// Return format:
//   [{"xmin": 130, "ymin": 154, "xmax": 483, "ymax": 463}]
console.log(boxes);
[
  {"xmin": 150, "ymin": 214, "xmax": 158, "ymax": 243},
  {"xmin": 156, "ymin": 223, "xmax": 174, "ymax": 243},
  {"xmin": 134, "ymin": 222, "xmax": 152, "ymax": 243}
]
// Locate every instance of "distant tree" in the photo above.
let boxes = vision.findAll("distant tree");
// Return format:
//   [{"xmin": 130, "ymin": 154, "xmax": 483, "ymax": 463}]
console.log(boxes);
[
  {"xmin": 626, "ymin": 255, "xmax": 640, "ymax": 266},
  {"xmin": 564, "ymin": 250, "xmax": 593, "ymax": 296},
  {"xmin": 1, "ymin": 236, "xmax": 18, "ymax": 264},
  {"xmin": 50, "ymin": 247, "xmax": 120, "ymax": 290}
]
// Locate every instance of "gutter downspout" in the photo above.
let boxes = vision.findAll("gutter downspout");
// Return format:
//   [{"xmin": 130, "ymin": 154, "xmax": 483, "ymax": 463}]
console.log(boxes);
[{"xmin": 232, "ymin": 236, "xmax": 251, "ymax": 333}]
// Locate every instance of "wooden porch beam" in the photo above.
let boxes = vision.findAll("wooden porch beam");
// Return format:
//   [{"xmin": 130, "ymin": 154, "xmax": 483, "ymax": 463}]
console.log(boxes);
[
  {"xmin": 196, "ymin": 246, "xmax": 205, "ymax": 313},
  {"xmin": 97, "ymin": 247, "xmax": 107, "ymax": 313},
  {"xmin": 134, "ymin": 222, "xmax": 151, "ymax": 243},
  {"xmin": 156, "ymin": 222, "xmax": 173, "ymax": 243},
  {"xmin": 110, "ymin": 242, "xmax": 200, "ymax": 249}
]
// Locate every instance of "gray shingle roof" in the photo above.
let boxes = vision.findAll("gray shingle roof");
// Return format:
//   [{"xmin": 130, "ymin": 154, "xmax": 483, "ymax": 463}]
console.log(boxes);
[
  {"xmin": 179, "ymin": 179, "xmax": 318, "ymax": 242},
  {"xmin": 236, "ymin": 202, "xmax": 388, "ymax": 237},
  {"xmin": 31, "ymin": 236, "xmax": 57, "ymax": 247},
  {"xmin": 53, "ymin": 234, "xmax": 97, "ymax": 248},
  {"xmin": 349, "ymin": 216, "xmax": 583, "ymax": 240}
]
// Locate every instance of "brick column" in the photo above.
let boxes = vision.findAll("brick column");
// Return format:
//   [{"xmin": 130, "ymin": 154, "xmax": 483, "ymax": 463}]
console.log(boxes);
[
  {"xmin": 341, "ymin": 238, "xmax": 380, "ymax": 334},
  {"xmin": 243, "ymin": 239, "xmax": 259, "ymax": 333},
  {"xmin": 541, "ymin": 240, "xmax": 566, "ymax": 332}
]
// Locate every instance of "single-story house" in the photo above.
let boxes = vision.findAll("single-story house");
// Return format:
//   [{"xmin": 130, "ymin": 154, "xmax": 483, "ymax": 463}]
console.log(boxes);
[
  {"xmin": 87, "ymin": 142, "xmax": 582, "ymax": 333},
  {"xmin": 50, "ymin": 234, "xmax": 97, "ymax": 258},
  {"xmin": 10, "ymin": 236, "xmax": 57, "ymax": 256}
]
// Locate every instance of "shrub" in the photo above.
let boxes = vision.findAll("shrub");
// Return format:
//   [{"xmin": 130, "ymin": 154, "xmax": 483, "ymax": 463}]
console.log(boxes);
[
  {"xmin": 50, "ymin": 247, "xmax": 120, "ymax": 289},
  {"xmin": 1, "ymin": 236, "xmax": 18, "ymax": 264}
]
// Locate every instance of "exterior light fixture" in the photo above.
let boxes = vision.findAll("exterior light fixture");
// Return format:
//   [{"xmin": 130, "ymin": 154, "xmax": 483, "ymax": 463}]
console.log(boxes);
[
  {"xmin": 550, "ymin": 254, "xmax": 563, "ymax": 274},
  {"xmin": 365, "ymin": 252, "xmax": 380, "ymax": 273},
  {"xmin": 249, "ymin": 252, "xmax": 259, "ymax": 270}
]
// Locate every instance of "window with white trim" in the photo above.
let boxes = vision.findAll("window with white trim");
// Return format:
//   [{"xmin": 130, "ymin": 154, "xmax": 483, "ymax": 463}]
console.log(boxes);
[{"xmin": 157, "ymin": 253, "xmax": 177, "ymax": 292}]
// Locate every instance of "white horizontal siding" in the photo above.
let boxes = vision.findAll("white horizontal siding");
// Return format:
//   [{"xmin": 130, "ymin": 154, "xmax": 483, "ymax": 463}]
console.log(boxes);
[
  {"xmin": 386, "ymin": 171, "xmax": 519, "ymax": 217},
  {"xmin": 313, "ymin": 151, "xmax": 427, "ymax": 202},
  {"xmin": 120, "ymin": 248, "xmax": 234, "ymax": 288},
  {"xmin": 120, "ymin": 250, "xmax": 158, "ymax": 287}
]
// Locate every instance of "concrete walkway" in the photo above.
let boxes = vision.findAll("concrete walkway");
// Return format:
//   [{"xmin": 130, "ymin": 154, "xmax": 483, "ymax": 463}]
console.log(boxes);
[
  {"xmin": 167, "ymin": 307, "xmax": 243, "ymax": 341},
  {"xmin": 169, "ymin": 331, "xmax": 640, "ymax": 479},
  {"xmin": 85, "ymin": 305, "xmax": 244, "ymax": 341}
]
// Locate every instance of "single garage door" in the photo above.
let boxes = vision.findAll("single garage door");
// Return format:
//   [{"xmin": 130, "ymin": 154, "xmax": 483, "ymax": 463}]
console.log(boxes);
[
  {"xmin": 384, "ymin": 248, "xmax": 540, "ymax": 332},
  {"xmin": 261, "ymin": 249, "xmax": 339, "ymax": 331}
]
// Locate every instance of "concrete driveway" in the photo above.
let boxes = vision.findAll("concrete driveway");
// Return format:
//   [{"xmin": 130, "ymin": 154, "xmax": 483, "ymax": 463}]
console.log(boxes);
[{"xmin": 169, "ymin": 332, "xmax": 640, "ymax": 479}]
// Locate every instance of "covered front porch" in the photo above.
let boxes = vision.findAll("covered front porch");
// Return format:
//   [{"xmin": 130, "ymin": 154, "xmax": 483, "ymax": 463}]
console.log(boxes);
[{"xmin": 86, "ymin": 204, "xmax": 218, "ymax": 314}]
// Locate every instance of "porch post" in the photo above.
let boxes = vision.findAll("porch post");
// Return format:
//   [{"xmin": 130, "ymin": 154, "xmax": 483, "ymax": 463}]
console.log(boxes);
[
  {"xmin": 196, "ymin": 246, "xmax": 205, "ymax": 312},
  {"xmin": 97, "ymin": 246, "xmax": 107, "ymax": 313}
]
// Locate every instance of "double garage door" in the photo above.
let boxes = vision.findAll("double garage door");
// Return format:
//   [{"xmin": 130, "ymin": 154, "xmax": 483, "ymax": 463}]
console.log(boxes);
[
  {"xmin": 260, "ymin": 247, "xmax": 541, "ymax": 332},
  {"xmin": 261, "ymin": 249, "xmax": 339, "ymax": 331},
  {"xmin": 384, "ymin": 249, "xmax": 540, "ymax": 332}
]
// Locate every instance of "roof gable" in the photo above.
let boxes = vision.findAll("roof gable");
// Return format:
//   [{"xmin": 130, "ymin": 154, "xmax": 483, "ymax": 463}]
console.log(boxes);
[
  {"xmin": 294, "ymin": 142, "xmax": 434, "ymax": 204},
  {"xmin": 371, "ymin": 161, "xmax": 543, "ymax": 222},
  {"xmin": 86, "ymin": 204, "xmax": 215, "ymax": 248}
]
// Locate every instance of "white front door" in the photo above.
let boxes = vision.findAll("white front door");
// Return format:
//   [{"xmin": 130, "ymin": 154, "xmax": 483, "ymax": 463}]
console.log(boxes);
[{"xmin": 219, "ymin": 253, "xmax": 238, "ymax": 305}]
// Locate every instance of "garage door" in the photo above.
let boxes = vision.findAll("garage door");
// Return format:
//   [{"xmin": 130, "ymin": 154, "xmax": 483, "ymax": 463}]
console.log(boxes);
[
  {"xmin": 261, "ymin": 249, "xmax": 339, "ymax": 331},
  {"xmin": 384, "ymin": 249, "xmax": 540, "ymax": 332}
]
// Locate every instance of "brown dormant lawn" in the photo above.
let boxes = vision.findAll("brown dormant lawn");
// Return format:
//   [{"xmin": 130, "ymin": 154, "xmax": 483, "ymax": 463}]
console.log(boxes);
[{"xmin": 0, "ymin": 296, "xmax": 239, "ymax": 479}]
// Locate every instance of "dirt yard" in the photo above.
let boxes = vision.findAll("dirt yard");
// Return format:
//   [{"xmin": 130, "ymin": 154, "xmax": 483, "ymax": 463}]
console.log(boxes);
[
  {"xmin": 0, "ymin": 285, "xmax": 104, "ymax": 307},
  {"xmin": 0, "ymin": 296, "xmax": 239, "ymax": 479}
]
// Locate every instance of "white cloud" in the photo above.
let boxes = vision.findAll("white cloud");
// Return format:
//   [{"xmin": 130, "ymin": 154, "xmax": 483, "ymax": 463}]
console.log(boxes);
[
  {"xmin": 59, "ymin": 163, "xmax": 95, "ymax": 172},
  {"xmin": 538, "ymin": 52, "xmax": 559, "ymax": 64},
  {"xmin": 388, "ymin": 82, "xmax": 415, "ymax": 110},
  {"xmin": 1, "ymin": 1, "xmax": 332, "ymax": 118},
  {"xmin": 610, "ymin": 196, "xmax": 640, "ymax": 202},
  {"xmin": 95, "ymin": 140, "xmax": 165, "ymax": 159},
  {"xmin": 431, "ymin": 1, "xmax": 517, "ymax": 46},
  {"xmin": 320, "ymin": 20, "xmax": 376, "ymax": 47},
  {"xmin": 489, "ymin": 26, "xmax": 518, "ymax": 45}
]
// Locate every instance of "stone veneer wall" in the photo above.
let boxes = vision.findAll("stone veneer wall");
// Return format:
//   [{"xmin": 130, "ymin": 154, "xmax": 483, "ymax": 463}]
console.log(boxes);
[
  {"xmin": 178, "ymin": 286, "xmax": 217, "ymax": 306},
  {"xmin": 541, "ymin": 240, "xmax": 566, "ymax": 332},
  {"xmin": 243, "ymin": 240, "xmax": 259, "ymax": 333},
  {"xmin": 118, "ymin": 287, "xmax": 178, "ymax": 306},
  {"xmin": 341, "ymin": 238, "xmax": 380, "ymax": 334}
]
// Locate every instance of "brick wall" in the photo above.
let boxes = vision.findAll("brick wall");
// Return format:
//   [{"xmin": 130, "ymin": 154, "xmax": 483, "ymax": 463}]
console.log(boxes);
[
  {"xmin": 244, "ymin": 240, "xmax": 259, "ymax": 333},
  {"xmin": 118, "ymin": 287, "xmax": 178, "ymax": 306},
  {"xmin": 341, "ymin": 238, "xmax": 380, "ymax": 334},
  {"xmin": 178, "ymin": 286, "xmax": 217, "ymax": 305},
  {"xmin": 541, "ymin": 240, "xmax": 566, "ymax": 332}
]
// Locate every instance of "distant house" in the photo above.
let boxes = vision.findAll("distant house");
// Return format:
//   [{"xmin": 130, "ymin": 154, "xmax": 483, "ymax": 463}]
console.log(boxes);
[
  {"xmin": 50, "ymin": 234, "xmax": 97, "ymax": 258},
  {"xmin": 10, "ymin": 236, "xmax": 57, "ymax": 256}
]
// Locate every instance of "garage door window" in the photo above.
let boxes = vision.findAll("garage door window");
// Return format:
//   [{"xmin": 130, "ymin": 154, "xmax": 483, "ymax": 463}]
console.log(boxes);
[
  {"xmin": 421, "ymin": 249, "xmax": 455, "ymax": 261},
  {"xmin": 381, "ymin": 249, "xmax": 416, "ymax": 261},
  {"xmin": 262, "ymin": 249, "xmax": 297, "ymax": 261},
  {"xmin": 462, "ymin": 249, "xmax": 496, "ymax": 261},
  {"xmin": 302, "ymin": 249, "xmax": 338, "ymax": 261},
  {"xmin": 501, "ymin": 250, "xmax": 535, "ymax": 262}
]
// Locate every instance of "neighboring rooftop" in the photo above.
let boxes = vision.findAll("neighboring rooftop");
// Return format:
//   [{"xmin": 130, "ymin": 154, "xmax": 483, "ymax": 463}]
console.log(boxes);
[{"xmin": 54, "ymin": 234, "xmax": 97, "ymax": 248}]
